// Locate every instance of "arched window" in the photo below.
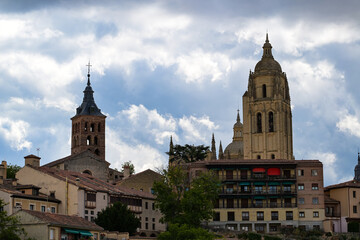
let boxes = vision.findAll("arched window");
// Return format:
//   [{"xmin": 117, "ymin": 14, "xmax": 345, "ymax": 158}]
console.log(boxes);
[
  {"xmin": 83, "ymin": 170, "xmax": 92, "ymax": 175},
  {"xmin": 90, "ymin": 123, "xmax": 95, "ymax": 132},
  {"xmin": 76, "ymin": 136, "xmax": 79, "ymax": 146},
  {"xmin": 269, "ymin": 111, "xmax": 274, "ymax": 132},
  {"xmin": 98, "ymin": 123, "xmax": 101, "ymax": 132},
  {"xmin": 262, "ymin": 84, "xmax": 267, "ymax": 98},
  {"xmin": 257, "ymin": 113, "xmax": 262, "ymax": 133},
  {"xmin": 73, "ymin": 137, "xmax": 76, "ymax": 147},
  {"xmin": 84, "ymin": 122, "xmax": 88, "ymax": 131},
  {"xmin": 94, "ymin": 136, "xmax": 98, "ymax": 145},
  {"xmin": 87, "ymin": 136, "xmax": 91, "ymax": 146}
]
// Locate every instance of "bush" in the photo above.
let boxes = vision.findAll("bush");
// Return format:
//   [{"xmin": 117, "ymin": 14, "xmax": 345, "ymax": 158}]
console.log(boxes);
[
  {"xmin": 325, "ymin": 232, "xmax": 332, "ymax": 237},
  {"xmin": 247, "ymin": 232, "xmax": 261, "ymax": 240},
  {"xmin": 264, "ymin": 236, "xmax": 282, "ymax": 240},
  {"xmin": 238, "ymin": 232, "xmax": 248, "ymax": 239}
]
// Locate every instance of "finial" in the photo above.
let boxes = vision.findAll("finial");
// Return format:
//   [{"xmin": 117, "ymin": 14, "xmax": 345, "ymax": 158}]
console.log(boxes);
[
  {"xmin": 86, "ymin": 60, "xmax": 92, "ymax": 86},
  {"xmin": 211, "ymin": 133, "xmax": 216, "ymax": 160},
  {"xmin": 237, "ymin": 109, "xmax": 240, "ymax": 123},
  {"xmin": 266, "ymin": 32, "xmax": 269, "ymax": 43}
]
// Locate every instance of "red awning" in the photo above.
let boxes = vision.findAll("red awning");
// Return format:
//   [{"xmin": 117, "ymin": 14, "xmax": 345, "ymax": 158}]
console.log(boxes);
[
  {"xmin": 252, "ymin": 168, "xmax": 265, "ymax": 173},
  {"xmin": 267, "ymin": 168, "xmax": 281, "ymax": 176}
]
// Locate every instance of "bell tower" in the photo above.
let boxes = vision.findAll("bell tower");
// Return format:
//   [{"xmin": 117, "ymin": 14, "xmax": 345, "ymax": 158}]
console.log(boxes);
[
  {"xmin": 71, "ymin": 62, "xmax": 106, "ymax": 161},
  {"xmin": 243, "ymin": 34, "xmax": 293, "ymax": 160}
]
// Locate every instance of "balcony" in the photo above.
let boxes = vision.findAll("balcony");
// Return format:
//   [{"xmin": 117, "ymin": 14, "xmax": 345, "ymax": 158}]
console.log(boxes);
[
  {"xmin": 219, "ymin": 189, "xmax": 296, "ymax": 195},
  {"xmin": 85, "ymin": 201, "xmax": 96, "ymax": 208},
  {"xmin": 215, "ymin": 203, "xmax": 297, "ymax": 209},
  {"xmin": 219, "ymin": 174, "xmax": 296, "ymax": 181}
]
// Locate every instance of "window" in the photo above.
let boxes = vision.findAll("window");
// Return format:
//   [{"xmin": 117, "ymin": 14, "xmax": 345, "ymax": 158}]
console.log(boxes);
[
  {"xmin": 227, "ymin": 211, "xmax": 235, "ymax": 221},
  {"xmin": 50, "ymin": 228, "xmax": 55, "ymax": 240},
  {"xmin": 51, "ymin": 207, "xmax": 56, "ymax": 213},
  {"xmin": 257, "ymin": 113, "xmax": 262, "ymax": 133},
  {"xmin": 353, "ymin": 191, "xmax": 356, "ymax": 198},
  {"xmin": 29, "ymin": 204, "xmax": 35, "ymax": 210},
  {"xmin": 313, "ymin": 211, "xmax": 319, "ymax": 218},
  {"xmin": 268, "ymin": 186, "xmax": 277, "ymax": 194},
  {"xmin": 85, "ymin": 216, "xmax": 88, "ymax": 220},
  {"xmin": 354, "ymin": 206, "xmax": 357, "ymax": 213},
  {"xmin": 85, "ymin": 210, "xmax": 88, "ymax": 214},
  {"xmin": 299, "ymin": 212, "xmax": 305, "ymax": 218},
  {"xmin": 152, "ymin": 223, "xmax": 155, "ymax": 230},
  {"xmin": 145, "ymin": 202, "xmax": 148, "ymax": 209},
  {"xmin": 152, "ymin": 218, "xmax": 155, "ymax": 222},
  {"xmin": 313, "ymin": 225, "xmax": 320, "ymax": 230},
  {"xmin": 152, "ymin": 203, "xmax": 155, "ymax": 210},
  {"xmin": 286, "ymin": 211, "xmax": 293, "ymax": 220},
  {"xmin": 262, "ymin": 84, "xmax": 267, "ymax": 98},
  {"xmin": 145, "ymin": 217, "xmax": 148, "ymax": 221},
  {"xmin": 213, "ymin": 212, "xmax": 220, "ymax": 221},
  {"xmin": 311, "ymin": 169, "xmax": 318, "ymax": 176},
  {"xmin": 242, "ymin": 212, "xmax": 249, "ymax": 221},
  {"xmin": 269, "ymin": 111, "xmax": 274, "ymax": 132},
  {"xmin": 257, "ymin": 211, "xmax": 264, "ymax": 221},
  {"xmin": 312, "ymin": 197, "xmax": 319, "ymax": 205},
  {"xmin": 271, "ymin": 211, "xmax": 278, "ymax": 220},
  {"xmin": 94, "ymin": 136, "xmax": 98, "ymax": 145},
  {"xmin": 87, "ymin": 136, "xmax": 91, "ymax": 145},
  {"xmin": 227, "ymin": 199, "xmax": 234, "ymax": 208},
  {"xmin": 298, "ymin": 198, "xmax": 305, "ymax": 204},
  {"xmin": 312, "ymin": 183, "xmax": 319, "ymax": 190},
  {"xmin": 271, "ymin": 154, "xmax": 275, "ymax": 159},
  {"xmin": 145, "ymin": 223, "xmax": 148, "ymax": 229},
  {"xmin": 257, "ymin": 155, "xmax": 261, "ymax": 159},
  {"xmin": 40, "ymin": 206, "xmax": 45, "ymax": 212},
  {"xmin": 255, "ymin": 224, "xmax": 265, "ymax": 232},
  {"xmin": 91, "ymin": 210, "xmax": 94, "ymax": 215},
  {"xmin": 298, "ymin": 184, "xmax": 304, "ymax": 190},
  {"xmin": 15, "ymin": 202, "xmax": 22, "ymax": 209},
  {"xmin": 298, "ymin": 169, "xmax": 304, "ymax": 176}
]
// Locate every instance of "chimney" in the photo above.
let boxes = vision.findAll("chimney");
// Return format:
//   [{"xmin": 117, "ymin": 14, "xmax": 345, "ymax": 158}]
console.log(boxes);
[
  {"xmin": 0, "ymin": 161, "xmax": 7, "ymax": 184},
  {"xmin": 123, "ymin": 165, "xmax": 130, "ymax": 179},
  {"xmin": 24, "ymin": 155, "xmax": 41, "ymax": 167}
]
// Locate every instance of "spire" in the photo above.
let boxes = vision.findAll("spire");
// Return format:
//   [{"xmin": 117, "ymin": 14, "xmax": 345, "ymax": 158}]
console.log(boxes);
[
  {"xmin": 211, "ymin": 133, "xmax": 217, "ymax": 160},
  {"xmin": 237, "ymin": 109, "xmax": 241, "ymax": 123},
  {"xmin": 218, "ymin": 141, "xmax": 224, "ymax": 160},
  {"xmin": 358, "ymin": 151, "xmax": 360, "ymax": 164},
  {"xmin": 73, "ymin": 62, "xmax": 105, "ymax": 117},
  {"xmin": 168, "ymin": 136, "xmax": 174, "ymax": 163},
  {"xmin": 262, "ymin": 33, "xmax": 273, "ymax": 59}
]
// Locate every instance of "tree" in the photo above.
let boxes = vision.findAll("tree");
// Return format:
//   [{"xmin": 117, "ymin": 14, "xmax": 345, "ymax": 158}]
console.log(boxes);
[
  {"xmin": 157, "ymin": 224, "xmax": 215, "ymax": 240},
  {"xmin": 153, "ymin": 165, "xmax": 220, "ymax": 228},
  {"xmin": 0, "ymin": 199, "xmax": 27, "ymax": 240},
  {"xmin": 7, "ymin": 164, "xmax": 21, "ymax": 179},
  {"xmin": 121, "ymin": 161, "xmax": 135, "ymax": 175},
  {"xmin": 94, "ymin": 201, "xmax": 140, "ymax": 235},
  {"xmin": 167, "ymin": 144, "xmax": 209, "ymax": 163}
]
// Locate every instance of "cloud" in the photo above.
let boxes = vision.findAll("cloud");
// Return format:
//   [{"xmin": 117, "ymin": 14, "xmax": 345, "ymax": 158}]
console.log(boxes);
[
  {"xmin": 179, "ymin": 115, "xmax": 219, "ymax": 142},
  {"xmin": 106, "ymin": 127, "xmax": 166, "ymax": 173},
  {"xmin": 0, "ymin": 117, "xmax": 31, "ymax": 150},
  {"xmin": 337, "ymin": 114, "xmax": 360, "ymax": 138}
]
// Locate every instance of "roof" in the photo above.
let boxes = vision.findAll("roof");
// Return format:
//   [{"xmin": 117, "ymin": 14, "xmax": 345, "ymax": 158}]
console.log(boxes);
[
  {"xmin": 26, "ymin": 165, "xmax": 154, "ymax": 200},
  {"xmin": 116, "ymin": 169, "xmax": 162, "ymax": 185},
  {"xmin": 324, "ymin": 195, "xmax": 340, "ymax": 204},
  {"xmin": 0, "ymin": 184, "xmax": 61, "ymax": 203},
  {"xmin": 42, "ymin": 150, "xmax": 110, "ymax": 168},
  {"xmin": 325, "ymin": 180, "xmax": 360, "ymax": 191},
  {"xmin": 24, "ymin": 154, "xmax": 40, "ymax": 159},
  {"xmin": 17, "ymin": 209, "xmax": 103, "ymax": 231}
]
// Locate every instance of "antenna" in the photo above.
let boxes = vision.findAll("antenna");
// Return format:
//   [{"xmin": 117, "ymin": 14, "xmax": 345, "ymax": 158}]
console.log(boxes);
[{"xmin": 36, "ymin": 148, "xmax": 40, "ymax": 157}]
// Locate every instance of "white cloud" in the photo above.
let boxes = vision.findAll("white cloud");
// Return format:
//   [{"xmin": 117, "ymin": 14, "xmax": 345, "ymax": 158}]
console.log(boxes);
[
  {"xmin": 0, "ymin": 117, "xmax": 31, "ymax": 150},
  {"xmin": 106, "ymin": 127, "xmax": 166, "ymax": 173},
  {"xmin": 309, "ymin": 151, "xmax": 338, "ymax": 185},
  {"xmin": 179, "ymin": 115, "xmax": 219, "ymax": 142},
  {"xmin": 336, "ymin": 114, "xmax": 360, "ymax": 138},
  {"xmin": 120, "ymin": 104, "xmax": 177, "ymax": 145}
]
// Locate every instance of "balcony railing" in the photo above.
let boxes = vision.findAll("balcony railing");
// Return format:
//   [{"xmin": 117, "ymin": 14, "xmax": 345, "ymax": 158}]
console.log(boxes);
[
  {"xmin": 216, "ymin": 203, "xmax": 297, "ymax": 209},
  {"xmin": 219, "ymin": 189, "xmax": 297, "ymax": 195},
  {"xmin": 85, "ymin": 201, "xmax": 96, "ymax": 208},
  {"xmin": 220, "ymin": 174, "xmax": 296, "ymax": 181}
]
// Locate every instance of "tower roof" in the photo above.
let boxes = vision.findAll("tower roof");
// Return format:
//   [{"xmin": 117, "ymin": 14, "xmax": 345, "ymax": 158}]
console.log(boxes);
[
  {"xmin": 73, "ymin": 63, "xmax": 105, "ymax": 117},
  {"xmin": 254, "ymin": 33, "xmax": 282, "ymax": 73}
]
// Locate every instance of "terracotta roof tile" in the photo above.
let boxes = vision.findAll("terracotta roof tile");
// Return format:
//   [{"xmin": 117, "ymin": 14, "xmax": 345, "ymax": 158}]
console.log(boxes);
[
  {"xmin": 325, "ymin": 180, "xmax": 360, "ymax": 191},
  {"xmin": 20, "ymin": 209, "xmax": 103, "ymax": 231}
]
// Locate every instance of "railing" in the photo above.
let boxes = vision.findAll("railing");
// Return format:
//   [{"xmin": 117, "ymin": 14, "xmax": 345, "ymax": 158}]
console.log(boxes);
[
  {"xmin": 219, "ymin": 189, "xmax": 297, "ymax": 195},
  {"xmin": 85, "ymin": 201, "xmax": 96, "ymax": 208},
  {"xmin": 325, "ymin": 213, "xmax": 341, "ymax": 218},
  {"xmin": 215, "ymin": 203, "xmax": 297, "ymax": 209},
  {"xmin": 219, "ymin": 174, "xmax": 296, "ymax": 181}
]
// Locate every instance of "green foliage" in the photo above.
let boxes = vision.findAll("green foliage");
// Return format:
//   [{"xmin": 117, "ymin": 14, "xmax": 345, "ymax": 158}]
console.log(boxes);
[
  {"xmin": 157, "ymin": 224, "xmax": 215, "ymax": 240},
  {"xmin": 0, "ymin": 200, "xmax": 27, "ymax": 240},
  {"xmin": 153, "ymin": 165, "xmax": 220, "ymax": 227},
  {"xmin": 6, "ymin": 164, "xmax": 21, "ymax": 179},
  {"xmin": 238, "ymin": 232, "xmax": 248, "ymax": 239},
  {"xmin": 348, "ymin": 222, "xmax": 360, "ymax": 232},
  {"xmin": 121, "ymin": 161, "xmax": 135, "ymax": 174},
  {"xmin": 94, "ymin": 201, "xmax": 140, "ymax": 235},
  {"xmin": 264, "ymin": 235, "xmax": 281, "ymax": 240},
  {"xmin": 167, "ymin": 144, "xmax": 210, "ymax": 163},
  {"xmin": 247, "ymin": 232, "xmax": 261, "ymax": 240}
]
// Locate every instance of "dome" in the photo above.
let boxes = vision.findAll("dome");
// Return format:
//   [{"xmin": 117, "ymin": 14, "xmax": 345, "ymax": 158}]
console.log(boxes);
[
  {"xmin": 224, "ymin": 141, "xmax": 243, "ymax": 159},
  {"xmin": 254, "ymin": 58, "xmax": 282, "ymax": 73}
]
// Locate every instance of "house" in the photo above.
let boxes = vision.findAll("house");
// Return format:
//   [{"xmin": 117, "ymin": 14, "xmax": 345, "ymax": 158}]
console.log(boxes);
[{"xmin": 13, "ymin": 209, "xmax": 103, "ymax": 240}]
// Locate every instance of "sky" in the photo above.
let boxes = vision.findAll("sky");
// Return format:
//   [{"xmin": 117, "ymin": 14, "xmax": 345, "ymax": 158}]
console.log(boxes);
[{"xmin": 0, "ymin": 0, "xmax": 360, "ymax": 186}]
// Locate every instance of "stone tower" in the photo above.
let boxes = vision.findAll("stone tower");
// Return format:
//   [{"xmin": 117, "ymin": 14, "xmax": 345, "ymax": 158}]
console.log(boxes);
[
  {"xmin": 71, "ymin": 64, "xmax": 106, "ymax": 161},
  {"xmin": 354, "ymin": 152, "xmax": 360, "ymax": 181},
  {"xmin": 243, "ymin": 34, "xmax": 293, "ymax": 160},
  {"xmin": 224, "ymin": 110, "xmax": 244, "ymax": 159}
]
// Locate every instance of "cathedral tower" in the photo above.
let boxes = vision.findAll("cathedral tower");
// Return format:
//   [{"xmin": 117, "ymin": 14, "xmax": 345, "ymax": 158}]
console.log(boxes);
[
  {"xmin": 71, "ymin": 64, "xmax": 106, "ymax": 161},
  {"xmin": 242, "ymin": 34, "xmax": 293, "ymax": 160}
]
